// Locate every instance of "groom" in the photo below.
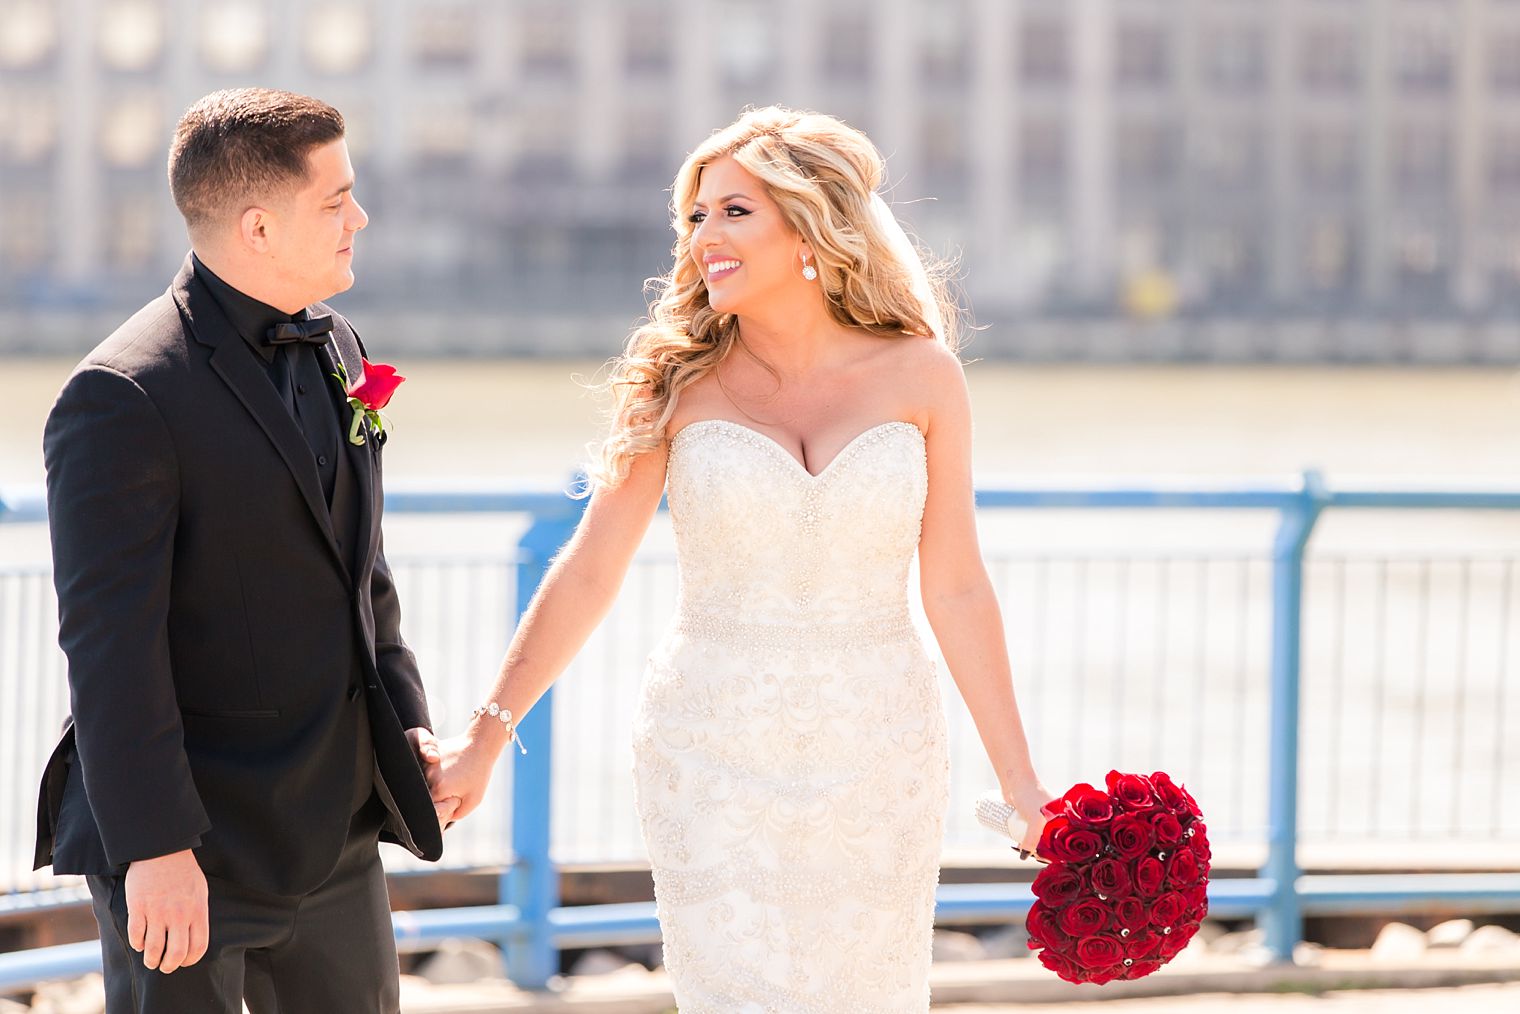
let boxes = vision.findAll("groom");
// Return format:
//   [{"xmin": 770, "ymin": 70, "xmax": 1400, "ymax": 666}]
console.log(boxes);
[{"xmin": 33, "ymin": 88, "xmax": 454, "ymax": 1013}]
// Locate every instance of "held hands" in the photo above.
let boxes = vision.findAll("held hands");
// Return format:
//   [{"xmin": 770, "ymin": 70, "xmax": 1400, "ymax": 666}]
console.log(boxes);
[
  {"xmin": 406, "ymin": 726, "xmax": 462, "ymax": 831},
  {"xmin": 426, "ymin": 728, "xmax": 498, "ymax": 825},
  {"xmin": 123, "ymin": 849, "xmax": 208, "ymax": 974}
]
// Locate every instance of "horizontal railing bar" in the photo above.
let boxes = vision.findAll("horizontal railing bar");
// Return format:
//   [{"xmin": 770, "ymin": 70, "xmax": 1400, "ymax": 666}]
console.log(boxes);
[
  {"xmin": 0, "ymin": 941, "xmax": 101, "ymax": 993},
  {"xmin": 391, "ymin": 903, "xmax": 524, "ymax": 945},
  {"xmin": 549, "ymin": 902, "xmax": 662, "ymax": 947},
  {"xmin": 11, "ymin": 481, "xmax": 1520, "ymax": 525},
  {"xmin": 0, "ymin": 885, "xmax": 90, "ymax": 916},
  {"xmin": 1297, "ymin": 874, "xmax": 1520, "ymax": 915}
]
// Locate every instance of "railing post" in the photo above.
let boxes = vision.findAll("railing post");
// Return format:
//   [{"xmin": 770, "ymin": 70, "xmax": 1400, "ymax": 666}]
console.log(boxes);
[
  {"xmin": 504, "ymin": 489, "xmax": 587, "ymax": 989},
  {"xmin": 1262, "ymin": 469, "xmax": 1327, "ymax": 962}
]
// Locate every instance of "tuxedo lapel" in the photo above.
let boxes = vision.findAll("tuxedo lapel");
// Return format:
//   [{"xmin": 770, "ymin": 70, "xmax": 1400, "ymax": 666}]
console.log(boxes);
[
  {"xmin": 317, "ymin": 341, "xmax": 378, "ymax": 586},
  {"xmin": 171, "ymin": 258, "xmax": 349, "ymax": 578}
]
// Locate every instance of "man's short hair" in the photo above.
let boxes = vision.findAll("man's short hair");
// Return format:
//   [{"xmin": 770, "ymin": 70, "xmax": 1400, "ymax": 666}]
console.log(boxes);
[{"xmin": 168, "ymin": 88, "xmax": 345, "ymax": 232}]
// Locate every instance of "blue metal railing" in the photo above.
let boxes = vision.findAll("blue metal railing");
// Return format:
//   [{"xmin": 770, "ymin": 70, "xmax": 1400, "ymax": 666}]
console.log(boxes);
[{"xmin": 3, "ymin": 474, "xmax": 1520, "ymax": 994}]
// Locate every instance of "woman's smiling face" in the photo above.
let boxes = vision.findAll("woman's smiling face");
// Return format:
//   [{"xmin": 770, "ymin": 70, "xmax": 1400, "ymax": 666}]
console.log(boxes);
[{"xmin": 688, "ymin": 155, "xmax": 810, "ymax": 316}]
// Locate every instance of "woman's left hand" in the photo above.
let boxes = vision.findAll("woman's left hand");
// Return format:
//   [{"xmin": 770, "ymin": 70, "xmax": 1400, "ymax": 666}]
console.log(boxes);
[{"xmin": 1006, "ymin": 781, "xmax": 1060, "ymax": 858}]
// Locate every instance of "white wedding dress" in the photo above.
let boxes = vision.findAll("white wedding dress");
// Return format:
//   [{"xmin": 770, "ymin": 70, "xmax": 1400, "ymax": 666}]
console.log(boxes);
[{"xmin": 632, "ymin": 418, "xmax": 950, "ymax": 1013}]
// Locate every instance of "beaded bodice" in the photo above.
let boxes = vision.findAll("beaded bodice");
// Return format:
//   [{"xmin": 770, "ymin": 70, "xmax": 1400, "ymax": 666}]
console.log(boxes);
[{"xmin": 665, "ymin": 419, "xmax": 927, "ymax": 627}]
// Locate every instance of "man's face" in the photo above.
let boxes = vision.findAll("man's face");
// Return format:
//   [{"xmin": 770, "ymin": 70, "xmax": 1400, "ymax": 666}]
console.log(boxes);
[{"xmin": 264, "ymin": 138, "xmax": 367, "ymax": 307}]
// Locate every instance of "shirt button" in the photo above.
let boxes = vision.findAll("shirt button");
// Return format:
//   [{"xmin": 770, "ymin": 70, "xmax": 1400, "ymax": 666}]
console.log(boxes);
[
  {"xmin": 318, "ymin": 455, "xmax": 328, "ymax": 466},
  {"xmin": 297, "ymin": 384, "xmax": 307, "ymax": 395}
]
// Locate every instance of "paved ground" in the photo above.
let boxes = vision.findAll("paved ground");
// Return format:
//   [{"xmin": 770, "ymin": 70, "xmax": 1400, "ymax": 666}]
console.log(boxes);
[{"xmin": 940, "ymin": 982, "xmax": 1520, "ymax": 1012}]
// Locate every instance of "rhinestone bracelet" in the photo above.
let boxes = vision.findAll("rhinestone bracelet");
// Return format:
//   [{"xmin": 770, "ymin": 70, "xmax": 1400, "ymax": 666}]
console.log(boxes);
[{"xmin": 469, "ymin": 701, "xmax": 528, "ymax": 755}]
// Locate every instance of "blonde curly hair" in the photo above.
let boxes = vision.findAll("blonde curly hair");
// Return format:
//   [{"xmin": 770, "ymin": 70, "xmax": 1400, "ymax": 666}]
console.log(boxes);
[{"xmin": 587, "ymin": 106, "xmax": 959, "ymax": 491}]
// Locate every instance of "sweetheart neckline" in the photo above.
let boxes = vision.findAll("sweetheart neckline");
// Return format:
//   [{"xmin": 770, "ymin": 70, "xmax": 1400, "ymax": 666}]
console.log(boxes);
[{"xmin": 669, "ymin": 418, "xmax": 924, "ymax": 480}]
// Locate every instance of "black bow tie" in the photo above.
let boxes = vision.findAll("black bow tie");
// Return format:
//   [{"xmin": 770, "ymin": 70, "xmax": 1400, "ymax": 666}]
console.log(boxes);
[{"xmin": 264, "ymin": 315, "xmax": 334, "ymax": 346}]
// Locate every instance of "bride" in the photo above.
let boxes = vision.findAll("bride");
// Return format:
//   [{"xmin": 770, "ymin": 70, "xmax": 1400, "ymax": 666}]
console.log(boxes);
[{"xmin": 430, "ymin": 106, "xmax": 1056, "ymax": 1012}]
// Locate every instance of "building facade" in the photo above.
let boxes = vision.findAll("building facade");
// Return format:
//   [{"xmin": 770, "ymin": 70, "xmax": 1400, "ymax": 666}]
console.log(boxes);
[{"xmin": 3, "ymin": 0, "xmax": 1520, "ymax": 358}]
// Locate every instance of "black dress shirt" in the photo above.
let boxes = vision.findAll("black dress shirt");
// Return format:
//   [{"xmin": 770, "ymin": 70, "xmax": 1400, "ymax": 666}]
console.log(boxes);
[{"xmin": 193, "ymin": 255, "xmax": 344, "ymax": 505}]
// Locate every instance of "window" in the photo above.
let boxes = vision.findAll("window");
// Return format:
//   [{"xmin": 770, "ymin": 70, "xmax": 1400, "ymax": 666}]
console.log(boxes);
[
  {"xmin": 519, "ymin": 2, "xmax": 576, "ymax": 80},
  {"xmin": 1489, "ymin": 128, "xmax": 1520, "ymax": 189},
  {"xmin": 1300, "ymin": 25, "xmax": 1359, "ymax": 93},
  {"xmin": 1299, "ymin": 122, "xmax": 1358, "ymax": 188},
  {"xmin": 1304, "ymin": 219, "xmax": 1354, "ymax": 292},
  {"xmin": 920, "ymin": 0, "xmax": 969, "ymax": 86},
  {"xmin": 100, "ymin": 93, "xmax": 162, "ymax": 169},
  {"xmin": 1196, "ymin": 122, "xmax": 1263, "ymax": 189},
  {"xmin": 1394, "ymin": 122, "xmax": 1449, "ymax": 188},
  {"xmin": 1202, "ymin": 22, "xmax": 1265, "ymax": 92},
  {"xmin": 305, "ymin": 3, "xmax": 371, "ymax": 75},
  {"xmin": 622, "ymin": 101, "xmax": 672, "ymax": 176},
  {"xmin": 822, "ymin": 7, "xmax": 872, "ymax": 82},
  {"xmin": 0, "ymin": 193, "xmax": 49, "ymax": 270},
  {"xmin": 0, "ymin": 0, "xmax": 56, "ymax": 69},
  {"xmin": 0, "ymin": 87, "xmax": 55, "ymax": 165},
  {"xmin": 1020, "ymin": 116, "xmax": 1066, "ymax": 182},
  {"xmin": 1116, "ymin": 118, "xmax": 1177, "ymax": 186},
  {"xmin": 106, "ymin": 193, "xmax": 160, "ymax": 270},
  {"xmin": 1116, "ymin": 21, "xmax": 1169, "ymax": 89},
  {"xmin": 99, "ymin": 1, "xmax": 162, "ymax": 72},
  {"xmin": 623, "ymin": 2, "xmax": 671, "ymax": 76},
  {"xmin": 411, "ymin": 104, "xmax": 474, "ymax": 167},
  {"xmin": 718, "ymin": 1, "xmax": 776, "ymax": 88},
  {"xmin": 1395, "ymin": 21, "xmax": 1451, "ymax": 94},
  {"xmin": 1491, "ymin": 32, "xmax": 1520, "ymax": 92},
  {"xmin": 200, "ymin": 1, "xmax": 267, "ymax": 73},
  {"xmin": 920, "ymin": 109, "xmax": 967, "ymax": 186},
  {"xmin": 1021, "ymin": 17, "xmax": 1067, "ymax": 86},
  {"xmin": 513, "ymin": 102, "xmax": 574, "ymax": 181},
  {"xmin": 413, "ymin": 2, "xmax": 477, "ymax": 70}
]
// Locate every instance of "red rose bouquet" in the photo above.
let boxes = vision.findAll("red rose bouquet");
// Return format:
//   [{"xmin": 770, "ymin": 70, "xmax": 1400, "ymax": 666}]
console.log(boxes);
[{"xmin": 1026, "ymin": 770, "xmax": 1210, "ymax": 984}]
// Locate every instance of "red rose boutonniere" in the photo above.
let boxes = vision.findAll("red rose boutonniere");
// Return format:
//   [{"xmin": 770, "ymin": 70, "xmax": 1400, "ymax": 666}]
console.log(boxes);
[{"xmin": 333, "ymin": 358, "xmax": 404, "ymax": 445}]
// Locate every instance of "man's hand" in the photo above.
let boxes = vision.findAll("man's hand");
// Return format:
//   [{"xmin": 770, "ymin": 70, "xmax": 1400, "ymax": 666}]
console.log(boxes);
[
  {"xmin": 405, "ymin": 726, "xmax": 442, "ymax": 773},
  {"xmin": 123, "ymin": 849, "xmax": 208, "ymax": 974}
]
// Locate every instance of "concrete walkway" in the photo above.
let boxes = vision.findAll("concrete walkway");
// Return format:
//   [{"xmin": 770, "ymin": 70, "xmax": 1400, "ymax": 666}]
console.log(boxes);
[{"xmin": 392, "ymin": 948, "xmax": 1520, "ymax": 1013}]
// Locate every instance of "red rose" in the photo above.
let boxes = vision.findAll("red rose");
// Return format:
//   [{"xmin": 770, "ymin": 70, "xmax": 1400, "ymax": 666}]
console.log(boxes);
[
  {"xmin": 1106, "ymin": 770, "xmax": 1158, "ymax": 810},
  {"xmin": 1185, "ymin": 883, "xmax": 1209, "ymax": 913},
  {"xmin": 1187, "ymin": 822, "xmax": 1212, "ymax": 863},
  {"xmin": 1159, "ymin": 921, "xmax": 1198, "ymax": 959},
  {"xmin": 1061, "ymin": 783, "xmax": 1115, "ymax": 827},
  {"xmin": 1086, "ymin": 964, "xmax": 1126, "ymax": 985},
  {"xmin": 1149, "ymin": 891, "xmax": 1187, "ymax": 929},
  {"xmin": 1150, "ymin": 771, "xmax": 1188, "ymax": 812},
  {"xmin": 1076, "ymin": 934, "xmax": 1125, "ymax": 969},
  {"xmin": 1125, "ymin": 928, "xmax": 1163, "ymax": 961},
  {"xmin": 1114, "ymin": 895, "xmax": 1148, "ymax": 932},
  {"xmin": 346, "ymin": 358, "xmax": 405, "ymax": 411},
  {"xmin": 1152, "ymin": 811, "xmax": 1183, "ymax": 845},
  {"xmin": 1126, "ymin": 959, "xmax": 1163, "ymax": 979},
  {"xmin": 1037, "ymin": 814, "xmax": 1069, "ymax": 857},
  {"xmin": 1167, "ymin": 849, "xmax": 1201, "ymax": 888},
  {"xmin": 1133, "ymin": 856, "xmax": 1165, "ymax": 897},
  {"xmin": 1046, "ymin": 823, "xmax": 1104, "ymax": 864},
  {"xmin": 1109, "ymin": 814, "xmax": 1156, "ymax": 860},
  {"xmin": 1058, "ymin": 898, "xmax": 1111, "ymax": 937},
  {"xmin": 1090, "ymin": 858, "xmax": 1133, "ymax": 898},
  {"xmin": 1038, "ymin": 948, "xmax": 1085, "ymax": 983},
  {"xmin": 1031, "ymin": 866, "xmax": 1085, "ymax": 907},
  {"xmin": 1178, "ymin": 783, "xmax": 1204, "ymax": 820},
  {"xmin": 1026, "ymin": 900, "xmax": 1070, "ymax": 949}
]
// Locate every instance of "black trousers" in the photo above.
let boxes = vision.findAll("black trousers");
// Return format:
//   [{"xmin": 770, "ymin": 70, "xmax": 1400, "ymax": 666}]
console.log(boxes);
[{"xmin": 88, "ymin": 796, "xmax": 398, "ymax": 1014}]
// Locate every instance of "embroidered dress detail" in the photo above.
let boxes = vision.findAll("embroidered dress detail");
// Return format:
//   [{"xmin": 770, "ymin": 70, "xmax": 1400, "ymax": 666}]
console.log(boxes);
[{"xmin": 633, "ymin": 419, "xmax": 950, "ymax": 1013}]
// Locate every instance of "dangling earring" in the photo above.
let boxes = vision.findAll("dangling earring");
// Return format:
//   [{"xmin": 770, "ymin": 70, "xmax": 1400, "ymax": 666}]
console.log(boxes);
[{"xmin": 801, "ymin": 254, "xmax": 818, "ymax": 282}]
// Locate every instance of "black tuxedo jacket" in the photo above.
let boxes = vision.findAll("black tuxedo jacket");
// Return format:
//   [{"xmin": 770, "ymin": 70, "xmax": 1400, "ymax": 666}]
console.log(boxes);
[{"xmin": 34, "ymin": 255, "xmax": 443, "ymax": 895}]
